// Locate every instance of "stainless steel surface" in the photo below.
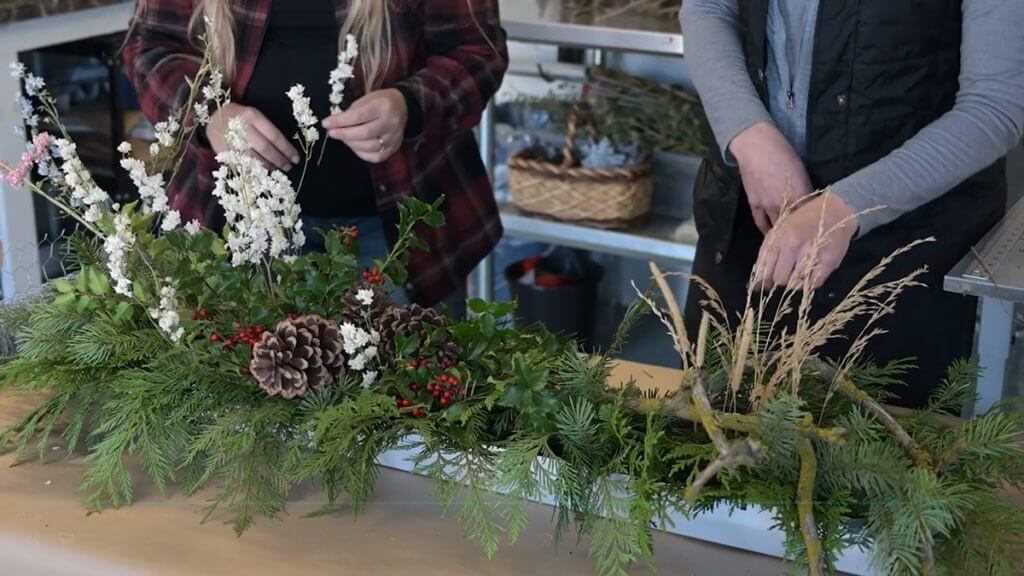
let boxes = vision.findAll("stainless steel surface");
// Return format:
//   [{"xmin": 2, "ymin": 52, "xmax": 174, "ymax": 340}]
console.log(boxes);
[
  {"xmin": 945, "ymin": 198, "xmax": 1024, "ymax": 301},
  {"xmin": 500, "ymin": 203, "xmax": 698, "ymax": 266},
  {"xmin": 501, "ymin": 0, "xmax": 684, "ymax": 56},
  {"xmin": 475, "ymin": 104, "xmax": 498, "ymax": 301}
]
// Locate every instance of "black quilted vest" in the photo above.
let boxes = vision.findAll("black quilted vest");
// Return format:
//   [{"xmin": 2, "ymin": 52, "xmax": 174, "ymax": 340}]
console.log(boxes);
[{"xmin": 694, "ymin": 0, "xmax": 1007, "ymax": 260}]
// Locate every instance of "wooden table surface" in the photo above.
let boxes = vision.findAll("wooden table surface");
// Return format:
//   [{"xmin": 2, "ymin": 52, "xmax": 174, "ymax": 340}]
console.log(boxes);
[{"xmin": 0, "ymin": 361, "xmax": 795, "ymax": 576}]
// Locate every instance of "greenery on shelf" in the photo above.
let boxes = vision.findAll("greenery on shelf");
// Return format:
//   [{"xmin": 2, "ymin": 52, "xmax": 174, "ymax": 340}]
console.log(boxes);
[
  {"xmin": 517, "ymin": 67, "xmax": 710, "ymax": 158},
  {"xmin": 1, "ymin": 22, "xmax": 1022, "ymax": 576}
]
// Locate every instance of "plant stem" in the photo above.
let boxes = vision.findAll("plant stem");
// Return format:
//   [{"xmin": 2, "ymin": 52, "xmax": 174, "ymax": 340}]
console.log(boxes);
[{"xmin": 262, "ymin": 259, "xmax": 278, "ymax": 307}]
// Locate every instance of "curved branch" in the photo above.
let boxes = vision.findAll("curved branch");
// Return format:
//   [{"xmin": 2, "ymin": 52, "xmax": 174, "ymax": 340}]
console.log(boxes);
[
  {"xmin": 622, "ymin": 395, "xmax": 846, "ymax": 444},
  {"xmin": 796, "ymin": 438, "xmax": 824, "ymax": 576},
  {"xmin": 684, "ymin": 438, "xmax": 760, "ymax": 503},
  {"xmin": 815, "ymin": 360, "xmax": 933, "ymax": 469}
]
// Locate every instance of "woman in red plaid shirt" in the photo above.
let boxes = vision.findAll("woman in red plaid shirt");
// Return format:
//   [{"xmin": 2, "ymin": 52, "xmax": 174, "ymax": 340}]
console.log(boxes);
[{"xmin": 123, "ymin": 1, "xmax": 508, "ymax": 313}]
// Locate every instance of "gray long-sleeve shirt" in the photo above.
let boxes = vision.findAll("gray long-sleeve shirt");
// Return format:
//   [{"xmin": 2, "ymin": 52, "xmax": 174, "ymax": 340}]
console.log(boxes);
[{"xmin": 680, "ymin": 0, "xmax": 1024, "ymax": 235}]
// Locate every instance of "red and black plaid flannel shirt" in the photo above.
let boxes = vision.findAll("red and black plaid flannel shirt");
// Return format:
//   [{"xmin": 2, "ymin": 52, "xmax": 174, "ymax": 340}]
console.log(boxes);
[{"xmin": 122, "ymin": 0, "xmax": 508, "ymax": 305}]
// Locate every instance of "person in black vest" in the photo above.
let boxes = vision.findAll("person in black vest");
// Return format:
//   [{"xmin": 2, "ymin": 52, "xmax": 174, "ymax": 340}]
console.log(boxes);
[{"xmin": 679, "ymin": 1, "xmax": 1024, "ymax": 407}]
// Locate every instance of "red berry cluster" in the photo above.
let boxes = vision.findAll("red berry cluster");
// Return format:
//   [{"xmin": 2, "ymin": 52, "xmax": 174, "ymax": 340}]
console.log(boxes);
[
  {"xmin": 203, "ymin": 319, "xmax": 267, "ymax": 349},
  {"xmin": 229, "ymin": 323, "xmax": 267, "ymax": 347},
  {"xmin": 394, "ymin": 396, "xmax": 427, "ymax": 418},
  {"xmin": 362, "ymin": 267, "xmax": 384, "ymax": 285},
  {"xmin": 339, "ymin": 225, "xmax": 360, "ymax": 247},
  {"xmin": 426, "ymin": 374, "xmax": 466, "ymax": 408},
  {"xmin": 190, "ymin": 308, "xmax": 211, "ymax": 322},
  {"xmin": 408, "ymin": 358, "xmax": 430, "ymax": 370}
]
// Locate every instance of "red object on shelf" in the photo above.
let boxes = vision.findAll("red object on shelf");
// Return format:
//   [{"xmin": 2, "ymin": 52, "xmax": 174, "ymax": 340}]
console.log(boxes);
[{"xmin": 517, "ymin": 256, "xmax": 580, "ymax": 288}]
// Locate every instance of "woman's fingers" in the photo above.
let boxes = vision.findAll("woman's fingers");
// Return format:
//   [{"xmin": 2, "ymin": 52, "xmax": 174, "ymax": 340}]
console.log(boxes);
[
  {"xmin": 344, "ymin": 135, "xmax": 387, "ymax": 153},
  {"xmin": 751, "ymin": 207, "xmax": 772, "ymax": 235},
  {"xmin": 243, "ymin": 108, "xmax": 300, "ymax": 166},
  {"xmin": 327, "ymin": 117, "xmax": 384, "ymax": 143},
  {"xmin": 248, "ymin": 129, "xmax": 293, "ymax": 171},
  {"xmin": 323, "ymin": 99, "xmax": 378, "ymax": 131}
]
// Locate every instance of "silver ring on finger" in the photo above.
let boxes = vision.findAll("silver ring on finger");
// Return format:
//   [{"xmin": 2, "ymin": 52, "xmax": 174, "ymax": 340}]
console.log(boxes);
[{"xmin": 378, "ymin": 136, "xmax": 387, "ymax": 153}]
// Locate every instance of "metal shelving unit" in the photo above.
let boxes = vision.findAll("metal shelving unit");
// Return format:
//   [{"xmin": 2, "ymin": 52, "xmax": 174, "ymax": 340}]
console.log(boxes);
[
  {"xmin": 501, "ymin": 0, "xmax": 684, "ymax": 56},
  {"xmin": 477, "ymin": 0, "xmax": 693, "ymax": 300},
  {"xmin": 500, "ymin": 203, "xmax": 697, "ymax": 266},
  {"xmin": 945, "ymin": 197, "xmax": 1024, "ymax": 415}
]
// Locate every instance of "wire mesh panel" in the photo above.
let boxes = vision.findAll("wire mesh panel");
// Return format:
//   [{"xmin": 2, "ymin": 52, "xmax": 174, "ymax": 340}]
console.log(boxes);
[{"xmin": 0, "ymin": 230, "xmax": 76, "ymax": 357}]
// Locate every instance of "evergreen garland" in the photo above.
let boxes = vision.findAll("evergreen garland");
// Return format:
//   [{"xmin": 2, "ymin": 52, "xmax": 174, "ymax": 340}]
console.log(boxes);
[{"xmin": 2, "ymin": 246, "xmax": 1024, "ymax": 573}]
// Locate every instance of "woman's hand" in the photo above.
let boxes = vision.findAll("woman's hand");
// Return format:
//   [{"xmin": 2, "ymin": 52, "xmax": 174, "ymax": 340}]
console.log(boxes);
[
  {"xmin": 206, "ymin": 103, "xmax": 301, "ymax": 171},
  {"xmin": 754, "ymin": 191, "xmax": 859, "ymax": 290},
  {"xmin": 322, "ymin": 89, "xmax": 408, "ymax": 164},
  {"xmin": 730, "ymin": 122, "xmax": 814, "ymax": 235}
]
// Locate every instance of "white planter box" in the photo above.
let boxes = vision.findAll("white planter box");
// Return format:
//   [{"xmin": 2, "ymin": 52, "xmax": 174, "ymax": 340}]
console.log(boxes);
[{"xmin": 378, "ymin": 436, "xmax": 876, "ymax": 575}]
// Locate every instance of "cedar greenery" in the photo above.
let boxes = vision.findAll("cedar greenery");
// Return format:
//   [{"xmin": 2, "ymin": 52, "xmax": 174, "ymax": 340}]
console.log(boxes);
[{"xmin": 516, "ymin": 67, "xmax": 710, "ymax": 157}]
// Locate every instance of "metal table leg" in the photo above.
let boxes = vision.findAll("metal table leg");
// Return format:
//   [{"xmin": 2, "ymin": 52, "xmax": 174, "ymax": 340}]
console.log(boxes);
[
  {"xmin": 973, "ymin": 296, "xmax": 1014, "ymax": 416},
  {"xmin": 474, "ymin": 102, "xmax": 496, "ymax": 302}
]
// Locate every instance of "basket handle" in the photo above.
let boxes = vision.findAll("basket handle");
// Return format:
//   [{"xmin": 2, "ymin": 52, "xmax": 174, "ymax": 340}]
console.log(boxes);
[
  {"xmin": 561, "ymin": 107, "xmax": 579, "ymax": 168},
  {"xmin": 561, "ymin": 104, "xmax": 598, "ymax": 168}
]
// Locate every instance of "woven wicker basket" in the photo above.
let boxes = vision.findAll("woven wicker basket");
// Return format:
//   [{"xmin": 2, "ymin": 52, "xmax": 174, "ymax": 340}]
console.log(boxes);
[{"xmin": 508, "ymin": 109, "xmax": 653, "ymax": 224}]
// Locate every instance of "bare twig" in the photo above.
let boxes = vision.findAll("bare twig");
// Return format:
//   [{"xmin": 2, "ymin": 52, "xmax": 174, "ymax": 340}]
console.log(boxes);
[
  {"xmin": 917, "ymin": 514, "xmax": 937, "ymax": 576},
  {"xmin": 683, "ymin": 438, "xmax": 761, "ymax": 503},
  {"xmin": 623, "ymin": 395, "xmax": 846, "ymax": 444},
  {"xmin": 817, "ymin": 360, "xmax": 934, "ymax": 469}
]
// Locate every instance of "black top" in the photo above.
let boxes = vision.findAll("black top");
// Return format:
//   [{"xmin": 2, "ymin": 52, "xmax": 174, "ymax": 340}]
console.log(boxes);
[{"xmin": 243, "ymin": 0, "xmax": 376, "ymax": 218}]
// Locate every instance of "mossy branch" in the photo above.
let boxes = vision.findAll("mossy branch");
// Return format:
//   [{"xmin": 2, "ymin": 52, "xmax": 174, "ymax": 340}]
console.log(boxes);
[
  {"xmin": 816, "ymin": 360, "xmax": 934, "ymax": 470},
  {"xmin": 683, "ymin": 438, "xmax": 761, "ymax": 503},
  {"xmin": 622, "ymin": 395, "xmax": 846, "ymax": 443},
  {"xmin": 796, "ymin": 438, "xmax": 823, "ymax": 576}
]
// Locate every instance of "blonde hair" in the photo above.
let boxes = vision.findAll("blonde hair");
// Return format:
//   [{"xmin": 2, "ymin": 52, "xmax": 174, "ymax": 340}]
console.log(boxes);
[{"xmin": 186, "ymin": 0, "xmax": 392, "ymax": 88}]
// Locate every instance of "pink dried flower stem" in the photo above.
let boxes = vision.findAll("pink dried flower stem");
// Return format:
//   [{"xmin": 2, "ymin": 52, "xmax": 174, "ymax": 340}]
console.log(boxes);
[{"xmin": 2, "ymin": 131, "xmax": 52, "ymax": 188}]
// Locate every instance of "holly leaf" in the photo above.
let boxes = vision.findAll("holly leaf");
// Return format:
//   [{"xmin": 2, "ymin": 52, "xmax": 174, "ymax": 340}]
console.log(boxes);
[
  {"xmin": 86, "ymin": 269, "xmax": 110, "ymax": 295},
  {"xmin": 50, "ymin": 278, "xmax": 74, "ymax": 294},
  {"xmin": 114, "ymin": 301, "xmax": 135, "ymax": 322}
]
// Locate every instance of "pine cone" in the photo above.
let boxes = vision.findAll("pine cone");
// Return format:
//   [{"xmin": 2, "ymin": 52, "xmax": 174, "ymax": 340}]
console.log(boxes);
[
  {"xmin": 340, "ymin": 283, "xmax": 394, "ymax": 325},
  {"xmin": 438, "ymin": 338, "xmax": 462, "ymax": 365},
  {"xmin": 376, "ymin": 304, "xmax": 449, "ymax": 364},
  {"xmin": 250, "ymin": 314, "xmax": 343, "ymax": 399},
  {"xmin": 315, "ymin": 317, "xmax": 347, "ymax": 382}
]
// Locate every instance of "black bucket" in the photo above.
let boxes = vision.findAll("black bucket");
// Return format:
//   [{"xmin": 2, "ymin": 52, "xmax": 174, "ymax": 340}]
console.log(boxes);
[{"xmin": 505, "ymin": 259, "xmax": 605, "ymax": 346}]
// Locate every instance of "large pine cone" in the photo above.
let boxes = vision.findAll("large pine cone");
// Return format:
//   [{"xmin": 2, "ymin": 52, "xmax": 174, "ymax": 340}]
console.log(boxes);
[
  {"xmin": 340, "ymin": 283, "xmax": 395, "ymax": 325},
  {"xmin": 250, "ymin": 315, "xmax": 344, "ymax": 399},
  {"xmin": 314, "ymin": 317, "xmax": 347, "ymax": 382},
  {"xmin": 376, "ymin": 304, "xmax": 457, "ymax": 365}
]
